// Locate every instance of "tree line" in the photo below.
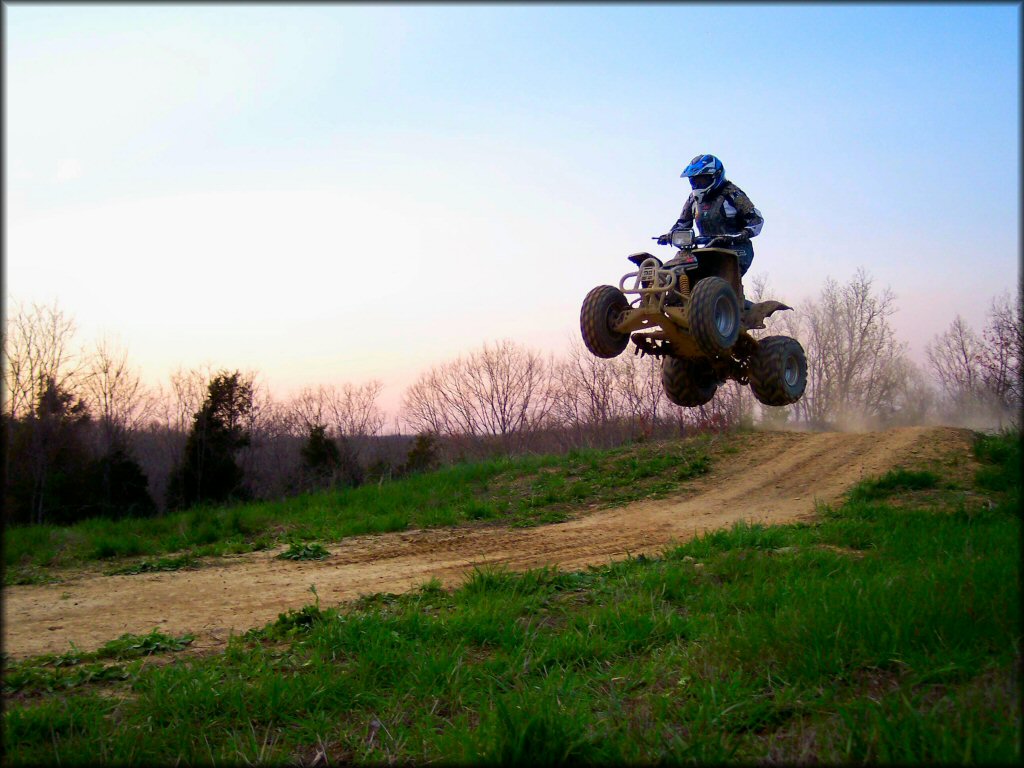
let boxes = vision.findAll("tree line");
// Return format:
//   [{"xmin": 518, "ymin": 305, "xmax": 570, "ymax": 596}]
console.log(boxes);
[{"xmin": 3, "ymin": 269, "xmax": 1020, "ymax": 527}]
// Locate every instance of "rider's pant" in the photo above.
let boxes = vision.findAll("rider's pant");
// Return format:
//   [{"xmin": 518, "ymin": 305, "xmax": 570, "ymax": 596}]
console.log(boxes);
[{"xmin": 733, "ymin": 242, "xmax": 754, "ymax": 276}]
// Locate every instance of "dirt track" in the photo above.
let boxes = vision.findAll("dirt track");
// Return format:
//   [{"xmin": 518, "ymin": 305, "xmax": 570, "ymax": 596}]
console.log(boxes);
[{"xmin": 2, "ymin": 426, "xmax": 971, "ymax": 659}]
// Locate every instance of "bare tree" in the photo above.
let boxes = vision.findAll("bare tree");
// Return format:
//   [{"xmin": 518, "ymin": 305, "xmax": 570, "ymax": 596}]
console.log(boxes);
[
  {"xmin": 979, "ymin": 291, "xmax": 1022, "ymax": 422},
  {"xmin": 614, "ymin": 352, "xmax": 666, "ymax": 438},
  {"xmin": 790, "ymin": 269, "xmax": 910, "ymax": 427},
  {"xmin": 463, "ymin": 340, "xmax": 555, "ymax": 441},
  {"xmin": 291, "ymin": 381, "xmax": 386, "ymax": 436},
  {"xmin": 889, "ymin": 357, "xmax": 937, "ymax": 426},
  {"xmin": 3, "ymin": 302, "xmax": 89, "ymax": 523},
  {"xmin": 325, "ymin": 381, "xmax": 386, "ymax": 441},
  {"xmin": 240, "ymin": 374, "xmax": 300, "ymax": 499},
  {"xmin": 400, "ymin": 372, "xmax": 452, "ymax": 436},
  {"xmin": 3, "ymin": 301, "xmax": 82, "ymax": 420},
  {"xmin": 428, "ymin": 359, "xmax": 486, "ymax": 438},
  {"xmin": 289, "ymin": 386, "xmax": 331, "ymax": 435},
  {"xmin": 926, "ymin": 315, "xmax": 985, "ymax": 414},
  {"xmin": 746, "ymin": 271, "xmax": 774, "ymax": 304},
  {"xmin": 927, "ymin": 293, "xmax": 1022, "ymax": 429},
  {"xmin": 549, "ymin": 339, "xmax": 625, "ymax": 441},
  {"xmin": 168, "ymin": 364, "xmax": 217, "ymax": 436},
  {"xmin": 82, "ymin": 336, "xmax": 156, "ymax": 455},
  {"xmin": 401, "ymin": 340, "xmax": 555, "ymax": 452}
]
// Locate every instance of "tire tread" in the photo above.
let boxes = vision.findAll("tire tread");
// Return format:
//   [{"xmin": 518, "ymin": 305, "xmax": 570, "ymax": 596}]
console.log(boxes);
[
  {"xmin": 749, "ymin": 335, "xmax": 807, "ymax": 406},
  {"xmin": 688, "ymin": 277, "xmax": 740, "ymax": 356},
  {"xmin": 580, "ymin": 285, "xmax": 629, "ymax": 358},
  {"xmin": 662, "ymin": 356, "xmax": 717, "ymax": 406}
]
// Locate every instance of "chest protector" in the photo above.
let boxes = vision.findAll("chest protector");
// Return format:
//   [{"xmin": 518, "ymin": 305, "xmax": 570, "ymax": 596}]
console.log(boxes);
[{"xmin": 695, "ymin": 187, "xmax": 739, "ymax": 237}]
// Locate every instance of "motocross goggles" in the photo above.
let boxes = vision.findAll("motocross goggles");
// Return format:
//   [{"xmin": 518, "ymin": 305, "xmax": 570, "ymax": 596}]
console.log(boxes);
[{"xmin": 689, "ymin": 173, "xmax": 715, "ymax": 190}]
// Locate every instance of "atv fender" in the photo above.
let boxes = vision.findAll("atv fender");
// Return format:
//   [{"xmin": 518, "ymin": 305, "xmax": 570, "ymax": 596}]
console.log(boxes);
[
  {"xmin": 627, "ymin": 252, "xmax": 658, "ymax": 267},
  {"xmin": 742, "ymin": 300, "xmax": 792, "ymax": 331}
]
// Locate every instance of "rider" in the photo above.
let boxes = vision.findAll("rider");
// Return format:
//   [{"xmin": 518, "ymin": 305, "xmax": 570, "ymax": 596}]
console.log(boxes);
[{"xmin": 657, "ymin": 154, "xmax": 763, "ymax": 278}]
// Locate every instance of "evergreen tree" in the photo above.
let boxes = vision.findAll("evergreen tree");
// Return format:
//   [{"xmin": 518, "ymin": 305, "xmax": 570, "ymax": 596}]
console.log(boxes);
[
  {"xmin": 5, "ymin": 377, "xmax": 93, "ymax": 524},
  {"xmin": 404, "ymin": 432, "xmax": 438, "ymax": 475},
  {"xmin": 299, "ymin": 425, "xmax": 364, "ymax": 490},
  {"xmin": 87, "ymin": 447, "xmax": 156, "ymax": 519},
  {"xmin": 167, "ymin": 371, "xmax": 252, "ymax": 510},
  {"xmin": 336, "ymin": 434, "xmax": 365, "ymax": 488},
  {"xmin": 300, "ymin": 424, "xmax": 341, "ymax": 489}
]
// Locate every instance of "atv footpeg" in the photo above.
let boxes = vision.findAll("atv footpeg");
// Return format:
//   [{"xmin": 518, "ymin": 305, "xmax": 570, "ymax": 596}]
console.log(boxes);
[{"xmin": 631, "ymin": 333, "xmax": 667, "ymax": 357}]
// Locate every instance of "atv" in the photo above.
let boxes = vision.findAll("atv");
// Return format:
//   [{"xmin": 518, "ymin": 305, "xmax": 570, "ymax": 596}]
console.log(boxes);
[{"xmin": 580, "ymin": 229, "xmax": 807, "ymax": 407}]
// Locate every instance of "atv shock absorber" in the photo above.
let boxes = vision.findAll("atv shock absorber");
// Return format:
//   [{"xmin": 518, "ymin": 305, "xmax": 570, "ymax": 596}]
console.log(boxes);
[{"xmin": 676, "ymin": 272, "xmax": 691, "ymax": 301}]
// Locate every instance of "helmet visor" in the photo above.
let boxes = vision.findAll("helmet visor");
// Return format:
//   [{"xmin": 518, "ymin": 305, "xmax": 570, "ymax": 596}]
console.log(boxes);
[{"xmin": 689, "ymin": 173, "xmax": 715, "ymax": 190}]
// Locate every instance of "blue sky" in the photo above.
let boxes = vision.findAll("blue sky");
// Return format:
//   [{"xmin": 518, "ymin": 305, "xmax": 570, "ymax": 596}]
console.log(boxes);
[{"xmin": 5, "ymin": 3, "xmax": 1020, "ymax": 415}]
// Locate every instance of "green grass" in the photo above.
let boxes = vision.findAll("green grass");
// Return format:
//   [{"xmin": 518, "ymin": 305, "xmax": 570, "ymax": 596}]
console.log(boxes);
[
  {"xmin": 847, "ymin": 467, "xmax": 940, "ymax": 501},
  {"xmin": 3, "ymin": 434, "xmax": 716, "ymax": 578},
  {"xmin": 104, "ymin": 554, "xmax": 200, "ymax": 576},
  {"xmin": 276, "ymin": 542, "xmax": 330, "ymax": 561},
  {"xmin": 3, "ymin": 431, "xmax": 1019, "ymax": 765},
  {"xmin": 974, "ymin": 429, "xmax": 1021, "ymax": 495},
  {"xmin": 2, "ymin": 630, "xmax": 195, "ymax": 696}
]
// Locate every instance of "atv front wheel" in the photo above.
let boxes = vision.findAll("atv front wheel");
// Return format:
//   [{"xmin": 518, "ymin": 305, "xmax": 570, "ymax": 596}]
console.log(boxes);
[
  {"xmin": 581, "ymin": 285, "xmax": 630, "ymax": 358},
  {"xmin": 749, "ymin": 335, "xmax": 807, "ymax": 406},
  {"xmin": 661, "ymin": 356, "xmax": 718, "ymax": 407},
  {"xmin": 688, "ymin": 277, "xmax": 740, "ymax": 356}
]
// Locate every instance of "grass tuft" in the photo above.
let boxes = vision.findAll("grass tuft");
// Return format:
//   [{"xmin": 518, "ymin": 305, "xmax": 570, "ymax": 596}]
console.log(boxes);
[
  {"xmin": 974, "ymin": 429, "xmax": 1022, "ymax": 494},
  {"xmin": 93, "ymin": 629, "xmax": 195, "ymax": 659},
  {"xmin": 276, "ymin": 542, "xmax": 331, "ymax": 561},
  {"xmin": 105, "ymin": 554, "xmax": 199, "ymax": 576},
  {"xmin": 848, "ymin": 468, "xmax": 939, "ymax": 501}
]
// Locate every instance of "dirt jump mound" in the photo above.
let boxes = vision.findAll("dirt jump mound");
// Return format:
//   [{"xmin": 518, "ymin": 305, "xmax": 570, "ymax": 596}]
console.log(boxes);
[{"xmin": 3, "ymin": 426, "xmax": 971, "ymax": 658}]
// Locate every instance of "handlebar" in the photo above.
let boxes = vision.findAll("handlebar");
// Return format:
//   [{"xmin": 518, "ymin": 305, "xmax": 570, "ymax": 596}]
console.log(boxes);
[
  {"xmin": 651, "ymin": 236, "xmax": 733, "ymax": 244},
  {"xmin": 651, "ymin": 234, "xmax": 738, "ymax": 246}
]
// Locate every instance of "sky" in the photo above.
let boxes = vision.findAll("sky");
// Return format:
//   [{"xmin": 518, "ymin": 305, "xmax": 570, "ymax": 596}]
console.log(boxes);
[{"xmin": 4, "ymin": 3, "xmax": 1020, "ymax": 421}]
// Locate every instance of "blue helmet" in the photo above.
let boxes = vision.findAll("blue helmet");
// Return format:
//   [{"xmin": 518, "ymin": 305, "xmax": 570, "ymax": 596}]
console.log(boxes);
[{"xmin": 681, "ymin": 154, "xmax": 725, "ymax": 200}]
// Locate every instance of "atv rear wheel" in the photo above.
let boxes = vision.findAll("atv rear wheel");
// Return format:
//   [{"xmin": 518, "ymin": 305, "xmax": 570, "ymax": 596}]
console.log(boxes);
[
  {"xmin": 749, "ymin": 335, "xmax": 807, "ymax": 406},
  {"xmin": 688, "ymin": 277, "xmax": 740, "ymax": 356},
  {"xmin": 580, "ymin": 285, "xmax": 630, "ymax": 358},
  {"xmin": 661, "ymin": 356, "xmax": 718, "ymax": 407}
]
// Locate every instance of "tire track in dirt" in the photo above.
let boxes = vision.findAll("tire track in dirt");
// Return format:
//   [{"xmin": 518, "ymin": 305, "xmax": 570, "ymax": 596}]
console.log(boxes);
[{"xmin": 2, "ymin": 426, "xmax": 971, "ymax": 658}]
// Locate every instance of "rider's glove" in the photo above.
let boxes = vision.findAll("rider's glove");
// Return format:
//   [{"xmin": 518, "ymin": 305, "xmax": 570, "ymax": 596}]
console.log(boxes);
[
  {"xmin": 656, "ymin": 233, "xmax": 672, "ymax": 246},
  {"xmin": 710, "ymin": 233, "xmax": 746, "ymax": 246}
]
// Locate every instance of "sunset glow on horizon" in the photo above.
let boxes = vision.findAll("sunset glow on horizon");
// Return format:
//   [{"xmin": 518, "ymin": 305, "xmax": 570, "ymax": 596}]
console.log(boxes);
[{"xmin": 5, "ymin": 3, "xmax": 1020, "ymax": 421}]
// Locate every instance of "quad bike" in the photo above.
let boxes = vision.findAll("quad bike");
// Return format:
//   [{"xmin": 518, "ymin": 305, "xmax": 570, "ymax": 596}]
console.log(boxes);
[{"xmin": 580, "ymin": 229, "xmax": 807, "ymax": 407}]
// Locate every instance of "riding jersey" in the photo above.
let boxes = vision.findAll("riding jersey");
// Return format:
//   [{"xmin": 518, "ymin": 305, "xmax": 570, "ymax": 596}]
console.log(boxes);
[{"xmin": 670, "ymin": 181, "xmax": 764, "ymax": 241}]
